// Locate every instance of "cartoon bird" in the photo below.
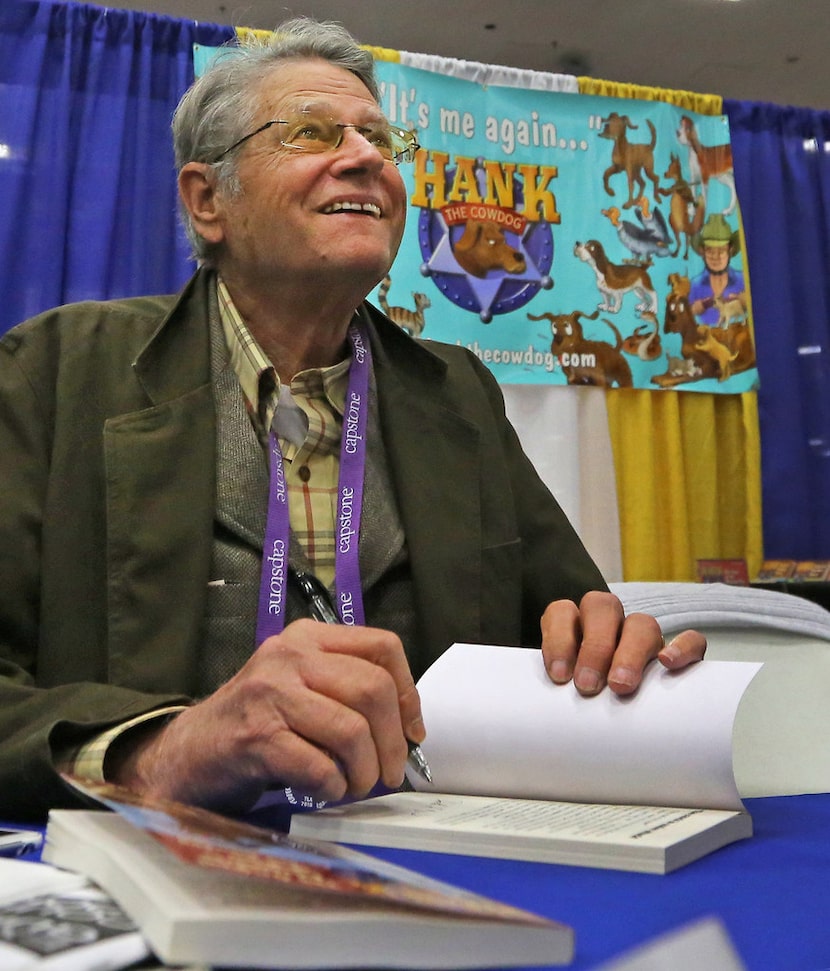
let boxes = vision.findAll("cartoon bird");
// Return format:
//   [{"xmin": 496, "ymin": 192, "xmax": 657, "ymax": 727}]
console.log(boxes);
[
  {"xmin": 601, "ymin": 204, "xmax": 669, "ymax": 263},
  {"xmin": 634, "ymin": 196, "xmax": 672, "ymax": 250}
]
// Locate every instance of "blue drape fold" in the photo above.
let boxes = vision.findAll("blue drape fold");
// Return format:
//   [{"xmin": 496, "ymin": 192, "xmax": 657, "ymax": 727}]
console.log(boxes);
[
  {"xmin": 0, "ymin": 0, "xmax": 231, "ymax": 328},
  {"xmin": 725, "ymin": 99, "xmax": 830, "ymax": 558}
]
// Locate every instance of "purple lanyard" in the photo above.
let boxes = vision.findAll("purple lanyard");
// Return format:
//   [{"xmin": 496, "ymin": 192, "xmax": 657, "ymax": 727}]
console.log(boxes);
[{"xmin": 255, "ymin": 323, "xmax": 370, "ymax": 645}]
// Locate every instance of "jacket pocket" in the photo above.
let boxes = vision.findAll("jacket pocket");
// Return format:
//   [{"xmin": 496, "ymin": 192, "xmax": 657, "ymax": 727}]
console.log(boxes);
[{"xmin": 479, "ymin": 538, "xmax": 524, "ymax": 646}]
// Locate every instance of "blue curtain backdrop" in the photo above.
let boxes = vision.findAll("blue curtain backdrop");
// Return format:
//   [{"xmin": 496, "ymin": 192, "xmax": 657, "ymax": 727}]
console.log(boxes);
[
  {"xmin": 1, "ymin": 0, "xmax": 830, "ymax": 562},
  {"xmin": 0, "ymin": 0, "xmax": 230, "ymax": 329},
  {"xmin": 725, "ymin": 100, "xmax": 830, "ymax": 559}
]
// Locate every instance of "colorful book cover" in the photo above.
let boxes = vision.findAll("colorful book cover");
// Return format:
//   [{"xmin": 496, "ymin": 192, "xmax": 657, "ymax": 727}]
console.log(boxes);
[
  {"xmin": 792, "ymin": 561, "xmax": 830, "ymax": 582},
  {"xmin": 695, "ymin": 559, "xmax": 749, "ymax": 585},
  {"xmin": 754, "ymin": 559, "xmax": 797, "ymax": 582},
  {"xmin": 60, "ymin": 776, "xmax": 551, "ymax": 927}
]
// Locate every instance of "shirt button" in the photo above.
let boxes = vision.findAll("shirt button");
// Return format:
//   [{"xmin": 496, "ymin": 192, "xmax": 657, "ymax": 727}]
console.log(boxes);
[{"xmin": 298, "ymin": 465, "xmax": 311, "ymax": 482}]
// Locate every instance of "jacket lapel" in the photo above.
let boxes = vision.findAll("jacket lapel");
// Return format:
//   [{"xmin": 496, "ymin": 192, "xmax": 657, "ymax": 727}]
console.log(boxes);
[
  {"xmin": 103, "ymin": 272, "xmax": 216, "ymax": 691},
  {"xmin": 367, "ymin": 311, "xmax": 483, "ymax": 666}
]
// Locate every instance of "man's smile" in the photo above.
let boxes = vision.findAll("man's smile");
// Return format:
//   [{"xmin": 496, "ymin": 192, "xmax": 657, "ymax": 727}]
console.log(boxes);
[{"xmin": 321, "ymin": 201, "xmax": 382, "ymax": 218}]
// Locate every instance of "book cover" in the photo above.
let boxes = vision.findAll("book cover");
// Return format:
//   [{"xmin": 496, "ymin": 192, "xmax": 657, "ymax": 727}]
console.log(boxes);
[
  {"xmin": 792, "ymin": 560, "xmax": 830, "ymax": 582},
  {"xmin": 754, "ymin": 559, "xmax": 797, "ymax": 582},
  {"xmin": 44, "ymin": 779, "xmax": 573, "ymax": 969},
  {"xmin": 695, "ymin": 559, "xmax": 750, "ymax": 585}
]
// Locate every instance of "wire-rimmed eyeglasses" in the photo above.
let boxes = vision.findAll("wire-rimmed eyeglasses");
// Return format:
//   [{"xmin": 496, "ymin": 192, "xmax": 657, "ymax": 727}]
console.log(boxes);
[{"xmin": 210, "ymin": 108, "xmax": 420, "ymax": 165}]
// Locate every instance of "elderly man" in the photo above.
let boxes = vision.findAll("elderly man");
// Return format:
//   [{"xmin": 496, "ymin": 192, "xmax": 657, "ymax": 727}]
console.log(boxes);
[{"xmin": 0, "ymin": 18, "xmax": 705, "ymax": 821}]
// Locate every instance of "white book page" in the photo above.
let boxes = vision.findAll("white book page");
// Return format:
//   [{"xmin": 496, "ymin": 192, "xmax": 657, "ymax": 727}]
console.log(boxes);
[
  {"xmin": 409, "ymin": 646, "xmax": 760, "ymax": 811},
  {"xmin": 0, "ymin": 860, "xmax": 87, "ymax": 907},
  {"xmin": 328, "ymin": 792, "xmax": 741, "ymax": 846},
  {"xmin": 0, "ymin": 866, "xmax": 149, "ymax": 971}
]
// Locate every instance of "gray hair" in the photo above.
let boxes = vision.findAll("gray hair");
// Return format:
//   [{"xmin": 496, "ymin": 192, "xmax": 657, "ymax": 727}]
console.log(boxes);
[{"xmin": 172, "ymin": 17, "xmax": 380, "ymax": 263}]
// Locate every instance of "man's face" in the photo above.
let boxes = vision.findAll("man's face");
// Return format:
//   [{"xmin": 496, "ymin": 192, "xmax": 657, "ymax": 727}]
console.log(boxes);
[
  {"xmin": 703, "ymin": 244, "xmax": 730, "ymax": 274},
  {"xmin": 213, "ymin": 59, "xmax": 408, "ymax": 296}
]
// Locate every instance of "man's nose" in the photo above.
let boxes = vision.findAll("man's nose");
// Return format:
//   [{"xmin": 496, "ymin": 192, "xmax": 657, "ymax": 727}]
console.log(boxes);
[{"xmin": 335, "ymin": 126, "xmax": 386, "ymax": 167}]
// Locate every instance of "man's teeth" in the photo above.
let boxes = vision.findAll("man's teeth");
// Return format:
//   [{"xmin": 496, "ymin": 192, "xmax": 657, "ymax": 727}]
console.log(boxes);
[{"xmin": 324, "ymin": 202, "xmax": 381, "ymax": 217}]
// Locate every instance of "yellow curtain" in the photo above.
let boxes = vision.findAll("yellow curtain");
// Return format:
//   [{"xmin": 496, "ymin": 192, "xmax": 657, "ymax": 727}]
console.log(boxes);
[{"xmin": 578, "ymin": 78, "xmax": 763, "ymax": 581}]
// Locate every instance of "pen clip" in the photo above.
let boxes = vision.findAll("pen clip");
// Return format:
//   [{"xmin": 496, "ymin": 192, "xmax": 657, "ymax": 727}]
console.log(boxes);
[{"xmin": 290, "ymin": 569, "xmax": 340, "ymax": 625}]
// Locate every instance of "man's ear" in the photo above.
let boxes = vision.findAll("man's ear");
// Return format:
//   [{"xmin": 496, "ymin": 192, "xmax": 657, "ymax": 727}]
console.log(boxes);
[{"xmin": 178, "ymin": 162, "xmax": 226, "ymax": 246}]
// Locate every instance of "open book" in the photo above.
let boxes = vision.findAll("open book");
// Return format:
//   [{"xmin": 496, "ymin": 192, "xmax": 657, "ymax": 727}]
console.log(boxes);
[
  {"xmin": 43, "ymin": 778, "xmax": 572, "ymax": 969},
  {"xmin": 290, "ymin": 644, "xmax": 760, "ymax": 874}
]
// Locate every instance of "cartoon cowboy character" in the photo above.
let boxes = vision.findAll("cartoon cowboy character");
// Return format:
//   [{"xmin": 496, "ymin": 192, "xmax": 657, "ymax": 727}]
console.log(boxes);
[{"xmin": 688, "ymin": 213, "xmax": 746, "ymax": 326}]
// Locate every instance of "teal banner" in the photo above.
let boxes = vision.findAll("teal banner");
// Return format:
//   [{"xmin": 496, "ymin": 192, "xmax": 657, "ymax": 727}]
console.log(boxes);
[{"xmin": 193, "ymin": 46, "xmax": 758, "ymax": 393}]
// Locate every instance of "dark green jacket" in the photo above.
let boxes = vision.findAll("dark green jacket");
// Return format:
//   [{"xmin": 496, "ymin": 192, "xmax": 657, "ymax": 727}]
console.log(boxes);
[{"xmin": 0, "ymin": 269, "xmax": 605, "ymax": 819}]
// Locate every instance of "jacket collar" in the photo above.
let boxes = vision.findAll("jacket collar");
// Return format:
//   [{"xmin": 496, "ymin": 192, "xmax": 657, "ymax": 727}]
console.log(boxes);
[{"xmin": 132, "ymin": 267, "xmax": 216, "ymax": 406}]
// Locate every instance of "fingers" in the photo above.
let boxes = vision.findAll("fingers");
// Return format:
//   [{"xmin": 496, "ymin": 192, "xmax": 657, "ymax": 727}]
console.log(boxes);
[
  {"xmin": 138, "ymin": 620, "xmax": 421, "ymax": 809},
  {"xmin": 313, "ymin": 622, "xmax": 425, "ymax": 745},
  {"xmin": 604, "ymin": 611, "xmax": 663, "ymax": 695},
  {"xmin": 658, "ymin": 628, "xmax": 707, "ymax": 669},
  {"xmin": 249, "ymin": 620, "xmax": 422, "ymax": 798},
  {"xmin": 542, "ymin": 591, "xmax": 628, "ymax": 694},
  {"xmin": 273, "ymin": 642, "xmax": 410, "ymax": 796},
  {"xmin": 542, "ymin": 591, "xmax": 706, "ymax": 698},
  {"xmin": 540, "ymin": 598, "xmax": 581, "ymax": 687}
]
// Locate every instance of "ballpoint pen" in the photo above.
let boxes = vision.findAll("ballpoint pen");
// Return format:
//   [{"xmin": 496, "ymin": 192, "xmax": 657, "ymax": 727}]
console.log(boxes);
[{"xmin": 289, "ymin": 568, "xmax": 433, "ymax": 784}]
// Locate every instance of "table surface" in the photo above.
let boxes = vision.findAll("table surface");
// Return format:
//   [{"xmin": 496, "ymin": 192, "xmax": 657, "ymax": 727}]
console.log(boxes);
[
  {"xmin": 362, "ymin": 793, "xmax": 830, "ymax": 971},
  {"xmin": 11, "ymin": 792, "xmax": 830, "ymax": 970}
]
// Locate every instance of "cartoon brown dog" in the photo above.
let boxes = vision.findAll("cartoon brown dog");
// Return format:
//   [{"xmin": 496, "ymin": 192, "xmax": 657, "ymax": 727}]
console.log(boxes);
[
  {"xmin": 713, "ymin": 295, "xmax": 746, "ymax": 327},
  {"xmin": 662, "ymin": 152, "xmax": 705, "ymax": 259},
  {"xmin": 621, "ymin": 311, "xmax": 662, "ymax": 361},
  {"xmin": 598, "ymin": 112, "xmax": 662, "ymax": 209},
  {"xmin": 574, "ymin": 239, "xmax": 658, "ymax": 315},
  {"xmin": 695, "ymin": 325, "xmax": 740, "ymax": 381},
  {"xmin": 452, "ymin": 219, "xmax": 526, "ymax": 278},
  {"xmin": 528, "ymin": 309, "xmax": 633, "ymax": 388},
  {"xmin": 652, "ymin": 288, "xmax": 755, "ymax": 388},
  {"xmin": 667, "ymin": 271, "xmax": 692, "ymax": 298},
  {"xmin": 676, "ymin": 115, "xmax": 736, "ymax": 215}
]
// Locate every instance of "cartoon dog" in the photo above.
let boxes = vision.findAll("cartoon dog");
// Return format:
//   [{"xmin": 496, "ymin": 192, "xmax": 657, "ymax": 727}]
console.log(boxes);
[
  {"xmin": 621, "ymin": 310, "xmax": 662, "ymax": 361},
  {"xmin": 667, "ymin": 271, "xmax": 692, "ymax": 299},
  {"xmin": 713, "ymin": 295, "xmax": 746, "ymax": 327},
  {"xmin": 665, "ymin": 353, "xmax": 703, "ymax": 380},
  {"xmin": 452, "ymin": 219, "xmax": 526, "ymax": 278},
  {"xmin": 695, "ymin": 325, "xmax": 740, "ymax": 381},
  {"xmin": 574, "ymin": 239, "xmax": 658, "ymax": 315},
  {"xmin": 528, "ymin": 309, "xmax": 633, "ymax": 388},
  {"xmin": 656, "ymin": 287, "xmax": 755, "ymax": 387},
  {"xmin": 676, "ymin": 115, "xmax": 737, "ymax": 215},
  {"xmin": 598, "ymin": 112, "xmax": 662, "ymax": 209},
  {"xmin": 662, "ymin": 152, "xmax": 706, "ymax": 258}
]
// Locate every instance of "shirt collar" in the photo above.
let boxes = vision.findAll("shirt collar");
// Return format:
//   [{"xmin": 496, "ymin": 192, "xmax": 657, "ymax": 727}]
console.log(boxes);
[{"xmin": 216, "ymin": 276, "xmax": 351, "ymax": 435}]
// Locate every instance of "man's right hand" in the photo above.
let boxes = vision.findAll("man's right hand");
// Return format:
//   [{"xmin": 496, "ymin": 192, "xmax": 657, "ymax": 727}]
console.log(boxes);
[{"xmin": 106, "ymin": 619, "xmax": 424, "ymax": 814}]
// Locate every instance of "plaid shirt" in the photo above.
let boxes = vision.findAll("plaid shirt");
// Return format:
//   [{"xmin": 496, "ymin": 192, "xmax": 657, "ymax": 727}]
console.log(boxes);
[{"xmin": 217, "ymin": 277, "xmax": 349, "ymax": 587}]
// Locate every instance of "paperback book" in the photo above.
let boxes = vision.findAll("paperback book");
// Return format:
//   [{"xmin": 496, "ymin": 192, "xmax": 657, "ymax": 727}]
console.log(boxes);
[
  {"xmin": 290, "ymin": 645, "xmax": 759, "ymax": 875},
  {"xmin": 43, "ymin": 777, "xmax": 573, "ymax": 968}
]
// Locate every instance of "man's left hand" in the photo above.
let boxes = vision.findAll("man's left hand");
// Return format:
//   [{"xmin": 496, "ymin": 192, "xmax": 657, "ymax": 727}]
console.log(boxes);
[{"xmin": 541, "ymin": 590, "xmax": 706, "ymax": 696}]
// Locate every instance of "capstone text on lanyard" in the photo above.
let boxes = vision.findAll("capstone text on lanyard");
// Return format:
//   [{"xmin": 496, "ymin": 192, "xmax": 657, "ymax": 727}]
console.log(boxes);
[{"xmin": 255, "ymin": 322, "xmax": 370, "ymax": 645}]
